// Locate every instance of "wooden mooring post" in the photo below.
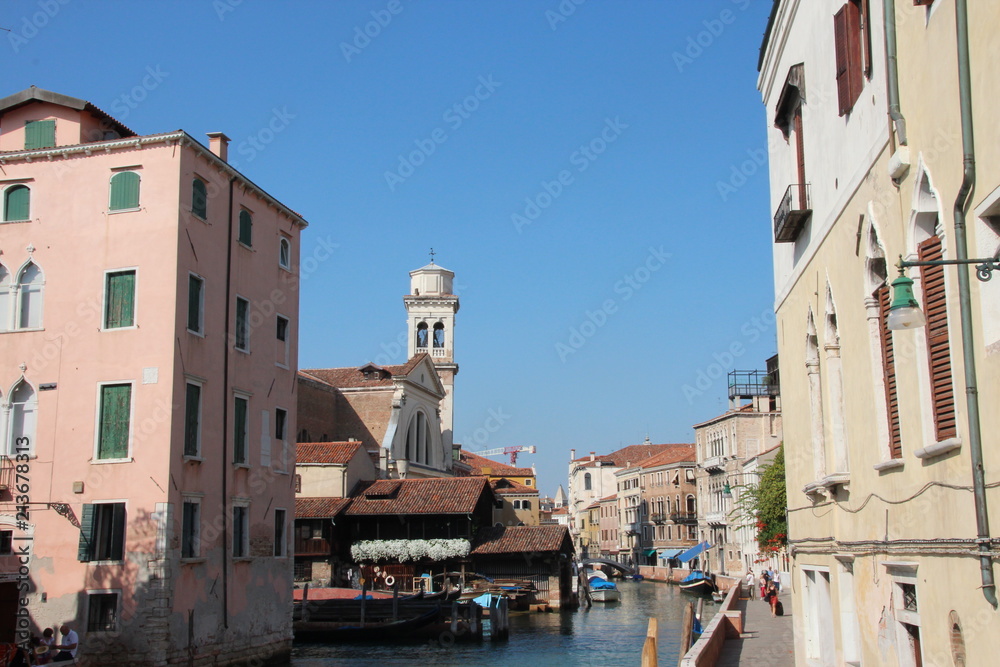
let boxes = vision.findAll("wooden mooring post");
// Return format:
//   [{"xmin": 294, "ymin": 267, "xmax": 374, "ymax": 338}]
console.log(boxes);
[
  {"xmin": 677, "ymin": 602, "xmax": 695, "ymax": 665},
  {"xmin": 641, "ymin": 617, "xmax": 658, "ymax": 667}
]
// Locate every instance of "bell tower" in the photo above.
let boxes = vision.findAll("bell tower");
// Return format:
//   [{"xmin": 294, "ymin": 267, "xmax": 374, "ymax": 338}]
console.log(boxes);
[{"xmin": 404, "ymin": 256, "xmax": 459, "ymax": 450}]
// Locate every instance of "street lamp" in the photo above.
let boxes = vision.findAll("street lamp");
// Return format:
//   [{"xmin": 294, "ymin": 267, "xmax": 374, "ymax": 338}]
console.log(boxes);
[{"xmin": 886, "ymin": 255, "xmax": 998, "ymax": 330}]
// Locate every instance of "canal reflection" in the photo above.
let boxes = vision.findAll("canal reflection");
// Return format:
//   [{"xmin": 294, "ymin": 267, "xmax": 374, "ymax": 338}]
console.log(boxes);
[{"xmin": 290, "ymin": 580, "xmax": 717, "ymax": 667}]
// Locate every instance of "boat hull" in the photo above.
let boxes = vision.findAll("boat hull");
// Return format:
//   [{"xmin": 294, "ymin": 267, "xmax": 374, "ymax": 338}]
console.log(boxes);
[
  {"xmin": 679, "ymin": 579, "xmax": 717, "ymax": 596},
  {"xmin": 590, "ymin": 588, "xmax": 621, "ymax": 602}
]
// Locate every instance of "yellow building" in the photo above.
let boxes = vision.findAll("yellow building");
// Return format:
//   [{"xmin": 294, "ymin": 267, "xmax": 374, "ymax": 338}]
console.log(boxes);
[{"xmin": 759, "ymin": 1, "xmax": 1000, "ymax": 665}]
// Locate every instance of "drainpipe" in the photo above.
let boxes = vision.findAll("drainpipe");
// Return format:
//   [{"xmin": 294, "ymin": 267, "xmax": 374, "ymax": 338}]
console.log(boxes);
[
  {"xmin": 221, "ymin": 175, "xmax": 237, "ymax": 626},
  {"xmin": 882, "ymin": 0, "xmax": 907, "ymax": 146},
  {"xmin": 953, "ymin": 0, "xmax": 997, "ymax": 609}
]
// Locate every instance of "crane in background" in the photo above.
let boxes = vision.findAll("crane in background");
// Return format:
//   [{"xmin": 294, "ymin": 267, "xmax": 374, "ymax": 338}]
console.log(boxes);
[{"xmin": 476, "ymin": 445, "xmax": 537, "ymax": 467}]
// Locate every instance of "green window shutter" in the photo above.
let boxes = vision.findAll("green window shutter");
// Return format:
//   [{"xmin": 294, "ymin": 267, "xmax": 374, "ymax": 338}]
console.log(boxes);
[
  {"xmin": 4, "ymin": 185, "xmax": 30, "ymax": 222},
  {"xmin": 234, "ymin": 397, "xmax": 248, "ymax": 463},
  {"xmin": 24, "ymin": 120, "xmax": 55, "ymax": 150},
  {"xmin": 236, "ymin": 298, "xmax": 249, "ymax": 350},
  {"xmin": 187, "ymin": 275, "xmax": 202, "ymax": 333},
  {"xmin": 238, "ymin": 211, "xmax": 253, "ymax": 246},
  {"xmin": 184, "ymin": 384, "xmax": 200, "ymax": 456},
  {"xmin": 192, "ymin": 179, "xmax": 207, "ymax": 219},
  {"xmin": 98, "ymin": 384, "xmax": 132, "ymax": 459},
  {"xmin": 109, "ymin": 172, "xmax": 140, "ymax": 211},
  {"xmin": 78, "ymin": 504, "xmax": 96, "ymax": 562},
  {"xmin": 110, "ymin": 503, "xmax": 126, "ymax": 561},
  {"xmin": 104, "ymin": 271, "xmax": 136, "ymax": 329}
]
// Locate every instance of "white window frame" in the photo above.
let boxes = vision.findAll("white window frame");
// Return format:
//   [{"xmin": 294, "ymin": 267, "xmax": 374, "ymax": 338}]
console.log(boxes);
[
  {"xmin": 187, "ymin": 272, "xmax": 205, "ymax": 336},
  {"xmin": 181, "ymin": 496, "xmax": 202, "ymax": 561},
  {"xmin": 4, "ymin": 378, "xmax": 38, "ymax": 458},
  {"xmin": 84, "ymin": 499, "xmax": 128, "ymax": 564},
  {"xmin": 235, "ymin": 295, "xmax": 250, "ymax": 353},
  {"xmin": 232, "ymin": 499, "xmax": 250, "ymax": 559},
  {"xmin": 278, "ymin": 236, "xmax": 291, "ymax": 271},
  {"xmin": 274, "ymin": 406, "xmax": 289, "ymax": 473},
  {"xmin": 183, "ymin": 377, "xmax": 204, "ymax": 460},
  {"xmin": 92, "ymin": 380, "xmax": 135, "ymax": 463},
  {"xmin": 14, "ymin": 260, "xmax": 44, "ymax": 331},
  {"xmin": 276, "ymin": 314, "xmax": 290, "ymax": 368},
  {"xmin": 101, "ymin": 267, "xmax": 139, "ymax": 332},
  {"xmin": 233, "ymin": 391, "xmax": 251, "ymax": 467},
  {"xmin": 273, "ymin": 507, "xmax": 287, "ymax": 557},
  {"xmin": 107, "ymin": 168, "xmax": 142, "ymax": 214}
]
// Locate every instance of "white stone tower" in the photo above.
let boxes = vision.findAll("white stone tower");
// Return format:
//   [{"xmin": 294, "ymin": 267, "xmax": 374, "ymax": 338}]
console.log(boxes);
[{"xmin": 404, "ymin": 258, "xmax": 459, "ymax": 451}]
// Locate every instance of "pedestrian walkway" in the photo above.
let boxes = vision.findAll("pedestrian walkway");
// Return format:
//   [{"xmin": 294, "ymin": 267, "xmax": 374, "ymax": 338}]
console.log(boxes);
[{"xmin": 715, "ymin": 588, "xmax": 795, "ymax": 666}]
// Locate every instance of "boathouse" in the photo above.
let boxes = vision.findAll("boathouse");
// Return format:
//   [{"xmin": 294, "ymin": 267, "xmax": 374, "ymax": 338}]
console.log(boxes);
[{"xmin": 470, "ymin": 525, "xmax": 576, "ymax": 609}]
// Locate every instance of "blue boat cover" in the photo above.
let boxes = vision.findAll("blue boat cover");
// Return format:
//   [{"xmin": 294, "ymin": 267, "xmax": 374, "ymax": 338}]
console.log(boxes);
[
  {"xmin": 589, "ymin": 578, "xmax": 617, "ymax": 590},
  {"xmin": 680, "ymin": 570, "xmax": 709, "ymax": 583},
  {"xmin": 472, "ymin": 593, "xmax": 495, "ymax": 606},
  {"xmin": 353, "ymin": 594, "xmax": 374, "ymax": 600},
  {"xmin": 677, "ymin": 541, "xmax": 712, "ymax": 563}
]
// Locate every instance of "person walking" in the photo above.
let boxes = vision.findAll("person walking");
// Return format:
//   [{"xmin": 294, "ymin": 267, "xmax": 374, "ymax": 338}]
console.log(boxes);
[
  {"xmin": 745, "ymin": 570, "xmax": 755, "ymax": 600},
  {"xmin": 765, "ymin": 581, "xmax": 779, "ymax": 616}
]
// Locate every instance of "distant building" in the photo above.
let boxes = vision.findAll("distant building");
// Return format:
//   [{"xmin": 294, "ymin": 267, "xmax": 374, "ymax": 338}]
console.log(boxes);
[
  {"xmin": 637, "ymin": 446, "xmax": 698, "ymax": 568},
  {"xmin": 0, "ymin": 86, "xmax": 305, "ymax": 665}
]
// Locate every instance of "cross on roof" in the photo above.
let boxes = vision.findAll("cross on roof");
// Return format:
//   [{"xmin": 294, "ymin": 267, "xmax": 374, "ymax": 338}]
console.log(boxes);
[{"xmin": 429, "ymin": 247, "xmax": 436, "ymax": 264}]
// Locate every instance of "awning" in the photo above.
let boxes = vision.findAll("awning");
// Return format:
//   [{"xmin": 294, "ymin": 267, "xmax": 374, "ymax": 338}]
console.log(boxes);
[
  {"xmin": 659, "ymin": 548, "xmax": 683, "ymax": 559},
  {"xmin": 644, "ymin": 549, "xmax": 657, "ymax": 557},
  {"xmin": 677, "ymin": 541, "xmax": 712, "ymax": 563}
]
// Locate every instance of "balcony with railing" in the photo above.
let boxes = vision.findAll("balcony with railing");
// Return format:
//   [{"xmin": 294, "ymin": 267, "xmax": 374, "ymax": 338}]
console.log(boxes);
[
  {"xmin": 774, "ymin": 183, "xmax": 812, "ymax": 243},
  {"xmin": 705, "ymin": 511, "xmax": 727, "ymax": 526},
  {"xmin": 728, "ymin": 369, "xmax": 779, "ymax": 401},
  {"xmin": 294, "ymin": 536, "xmax": 332, "ymax": 556},
  {"xmin": 702, "ymin": 456, "xmax": 725, "ymax": 473},
  {"xmin": 669, "ymin": 512, "xmax": 698, "ymax": 524}
]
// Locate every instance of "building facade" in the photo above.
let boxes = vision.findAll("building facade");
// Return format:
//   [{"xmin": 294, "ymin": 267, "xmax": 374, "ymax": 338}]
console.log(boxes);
[
  {"xmin": 0, "ymin": 87, "xmax": 304, "ymax": 664},
  {"xmin": 759, "ymin": 1, "xmax": 1000, "ymax": 664},
  {"xmin": 638, "ymin": 446, "xmax": 699, "ymax": 568}
]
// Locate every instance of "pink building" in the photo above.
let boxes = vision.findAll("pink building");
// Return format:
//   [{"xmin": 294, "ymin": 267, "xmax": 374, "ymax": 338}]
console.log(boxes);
[{"xmin": 0, "ymin": 87, "xmax": 306, "ymax": 665}]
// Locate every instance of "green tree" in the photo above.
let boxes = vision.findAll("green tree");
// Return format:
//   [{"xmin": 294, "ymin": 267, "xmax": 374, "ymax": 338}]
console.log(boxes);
[{"xmin": 734, "ymin": 444, "xmax": 787, "ymax": 558}]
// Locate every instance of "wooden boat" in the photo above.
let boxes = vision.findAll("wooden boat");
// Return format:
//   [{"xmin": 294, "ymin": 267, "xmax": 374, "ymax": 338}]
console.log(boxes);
[
  {"xmin": 679, "ymin": 570, "xmax": 718, "ymax": 596},
  {"xmin": 294, "ymin": 606, "xmax": 441, "ymax": 642},
  {"xmin": 588, "ymin": 572, "xmax": 621, "ymax": 602}
]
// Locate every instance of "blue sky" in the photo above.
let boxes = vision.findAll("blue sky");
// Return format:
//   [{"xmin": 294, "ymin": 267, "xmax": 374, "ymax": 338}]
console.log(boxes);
[{"xmin": 5, "ymin": 0, "xmax": 778, "ymax": 495}]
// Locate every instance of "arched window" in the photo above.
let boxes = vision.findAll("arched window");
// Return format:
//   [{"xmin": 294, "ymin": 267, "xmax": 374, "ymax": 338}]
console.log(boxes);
[
  {"xmin": 416, "ymin": 322, "xmax": 429, "ymax": 348},
  {"xmin": 433, "ymin": 322, "xmax": 445, "ymax": 348},
  {"xmin": 686, "ymin": 494, "xmax": 696, "ymax": 514},
  {"xmin": 238, "ymin": 210, "xmax": 253, "ymax": 246},
  {"xmin": 513, "ymin": 500, "xmax": 521, "ymax": 510},
  {"xmin": 109, "ymin": 171, "xmax": 140, "ymax": 211},
  {"xmin": 405, "ymin": 411, "xmax": 432, "ymax": 465},
  {"xmin": 584, "ymin": 472, "xmax": 592, "ymax": 491},
  {"xmin": 17, "ymin": 262, "xmax": 43, "ymax": 329},
  {"xmin": 3, "ymin": 185, "xmax": 30, "ymax": 222},
  {"xmin": 192, "ymin": 178, "xmax": 208, "ymax": 219},
  {"xmin": 7, "ymin": 380, "xmax": 37, "ymax": 456},
  {"xmin": 279, "ymin": 237, "xmax": 291, "ymax": 270},
  {"xmin": 0, "ymin": 264, "xmax": 9, "ymax": 332}
]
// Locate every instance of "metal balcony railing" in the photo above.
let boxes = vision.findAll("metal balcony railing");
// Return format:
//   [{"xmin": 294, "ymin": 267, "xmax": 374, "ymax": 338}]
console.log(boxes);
[
  {"xmin": 774, "ymin": 183, "xmax": 812, "ymax": 243},
  {"xmin": 669, "ymin": 512, "xmax": 698, "ymax": 524}
]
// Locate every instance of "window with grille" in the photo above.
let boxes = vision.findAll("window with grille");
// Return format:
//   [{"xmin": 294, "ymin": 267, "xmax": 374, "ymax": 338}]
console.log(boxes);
[
  {"xmin": 235, "ymin": 297, "xmax": 250, "ymax": 351},
  {"xmin": 87, "ymin": 593, "xmax": 118, "ymax": 632}
]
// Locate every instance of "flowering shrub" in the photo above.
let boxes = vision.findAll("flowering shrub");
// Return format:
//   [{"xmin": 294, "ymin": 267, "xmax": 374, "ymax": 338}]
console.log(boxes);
[{"xmin": 351, "ymin": 538, "xmax": 471, "ymax": 563}]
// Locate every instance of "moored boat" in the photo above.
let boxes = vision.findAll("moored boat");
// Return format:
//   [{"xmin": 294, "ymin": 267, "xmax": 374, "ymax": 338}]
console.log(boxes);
[
  {"xmin": 588, "ymin": 573, "xmax": 621, "ymax": 602},
  {"xmin": 679, "ymin": 570, "xmax": 718, "ymax": 596}
]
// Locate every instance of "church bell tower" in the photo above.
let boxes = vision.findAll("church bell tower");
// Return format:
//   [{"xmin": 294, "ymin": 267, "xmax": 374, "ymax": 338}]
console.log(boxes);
[{"xmin": 404, "ymin": 256, "xmax": 459, "ymax": 450}]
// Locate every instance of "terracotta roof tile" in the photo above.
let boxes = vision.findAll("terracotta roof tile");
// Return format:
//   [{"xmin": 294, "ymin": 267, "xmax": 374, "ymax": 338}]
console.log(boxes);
[
  {"xmin": 639, "ymin": 445, "xmax": 696, "ymax": 469},
  {"xmin": 296, "ymin": 497, "xmax": 351, "ymax": 518},
  {"xmin": 459, "ymin": 450, "xmax": 534, "ymax": 477},
  {"xmin": 344, "ymin": 477, "xmax": 490, "ymax": 515},
  {"xmin": 301, "ymin": 354, "xmax": 429, "ymax": 389},
  {"xmin": 571, "ymin": 443, "xmax": 686, "ymax": 468},
  {"xmin": 490, "ymin": 478, "xmax": 539, "ymax": 496},
  {"xmin": 471, "ymin": 525, "xmax": 572, "ymax": 555},
  {"xmin": 296, "ymin": 442, "xmax": 363, "ymax": 465}
]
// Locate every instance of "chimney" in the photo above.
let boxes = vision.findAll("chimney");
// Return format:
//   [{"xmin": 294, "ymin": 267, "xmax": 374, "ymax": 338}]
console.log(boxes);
[
  {"xmin": 590, "ymin": 452, "xmax": 596, "ymax": 461},
  {"xmin": 206, "ymin": 132, "xmax": 231, "ymax": 162},
  {"xmin": 570, "ymin": 449, "xmax": 576, "ymax": 461}
]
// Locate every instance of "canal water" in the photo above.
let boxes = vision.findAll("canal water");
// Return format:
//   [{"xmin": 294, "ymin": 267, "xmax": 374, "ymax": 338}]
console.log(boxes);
[{"xmin": 290, "ymin": 580, "xmax": 715, "ymax": 667}]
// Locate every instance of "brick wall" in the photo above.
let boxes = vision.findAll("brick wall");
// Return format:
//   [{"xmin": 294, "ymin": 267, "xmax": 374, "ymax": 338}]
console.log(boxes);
[{"xmin": 296, "ymin": 377, "xmax": 338, "ymax": 442}]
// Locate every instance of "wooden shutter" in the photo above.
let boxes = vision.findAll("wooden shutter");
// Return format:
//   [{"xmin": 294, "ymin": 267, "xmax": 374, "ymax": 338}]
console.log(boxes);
[
  {"xmin": 184, "ymin": 383, "xmax": 200, "ymax": 456},
  {"xmin": 187, "ymin": 275, "xmax": 202, "ymax": 332},
  {"xmin": 4, "ymin": 185, "xmax": 30, "ymax": 222},
  {"xmin": 78, "ymin": 504, "xmax": 95, "ymax": 562},
  {"xmin": 877, "ymin": 285, "xmax": 903, "ymax": 457},
  {"xmin": 919, "ymin": 235, "xmax": 958, "ymax": 440},
  {"xmin": 105, "ymin": 271, "xmax": 135, "ymax": 328},
  {"xmin": 913, "ymin": 0, "xmax": 933, "ymax": 5},
  {"xmin": 24, "ymin": 120, "xmax": 55, "ymax": 150},
  {"xmin": 238, "ymin": 210, "xmax": 253, "ymax": 246},
  {"xmin": 192, "ymin": 179, "xmax": 207, "ymax": 219},
  {"xmin": 861, "ymin": 0, "xmax": 873, "ymax": 78},
  {"xmin": 110, "ymin": 503, "xmax": 126, "ymax": 561},
  {"xmin": 236, "ymin": 298, "xmax": 249, "ymax": 350},
  {"xmin": 834, "ymin": 4, "xmax": 863, "ymax": 116},
  {"xmin": 234, "ymin": 397, "xmax": 248, "ymax": 463},
  {"xmin": 109, "ymin": 172, "xmax": 140, "ymax": 211},
  {"xmin": 99, "ymin": 384, "xmax": 131, "ymax": 459}
]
